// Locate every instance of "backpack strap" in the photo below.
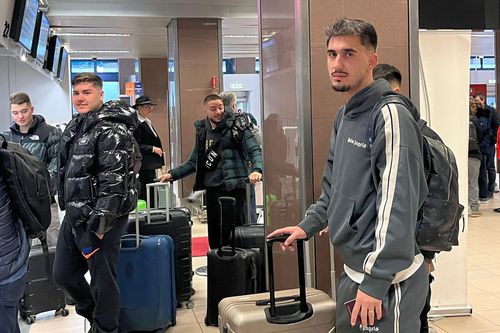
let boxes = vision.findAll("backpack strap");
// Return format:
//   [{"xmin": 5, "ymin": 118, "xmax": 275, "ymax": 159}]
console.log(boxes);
[
  {"xmin": 231, "ymin": 113, "xmax": 251, "ymax": 144},
  {"xmin": 367, "ymin": 93, "xmax": 411, "ymax": 149}
]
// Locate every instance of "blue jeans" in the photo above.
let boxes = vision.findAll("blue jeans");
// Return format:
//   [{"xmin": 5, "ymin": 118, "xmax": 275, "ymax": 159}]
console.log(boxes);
[{"xmin": 0, "ymin": 272, "xmax": 27, "ymax": 333}]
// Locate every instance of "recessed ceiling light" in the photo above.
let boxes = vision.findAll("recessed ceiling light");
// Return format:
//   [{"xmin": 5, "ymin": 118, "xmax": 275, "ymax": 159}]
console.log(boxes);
[
  {"xmin": 56, "ymin": 33, "xmax": 132, "ymax": 37},
  {"xmin": 223, "ymin": 50, "xmax": 259, "ymax": 54},
  {"xmin": 223, "ymin": 35, "xmax": 258, "ymax": 38},
  {"xmin": 69, "ymin": 50, "xmax": 131, "ymax": 54}
]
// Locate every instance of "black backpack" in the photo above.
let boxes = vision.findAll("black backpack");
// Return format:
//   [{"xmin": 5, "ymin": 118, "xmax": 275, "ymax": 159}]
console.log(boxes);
[
  {"xmin": 368, "ymin": 94, "xmax": 464, "ymax": 252},
  {"xmin": 469, "ymin": 118, "xmax": 479, "ymax": 153},
  {"xmin": 0, "ymin": 134, "xmax": 52, "ymax": 239},
  {"xmin": 0, "ymin": 134, "xmax": 53, "ymax": 278}
]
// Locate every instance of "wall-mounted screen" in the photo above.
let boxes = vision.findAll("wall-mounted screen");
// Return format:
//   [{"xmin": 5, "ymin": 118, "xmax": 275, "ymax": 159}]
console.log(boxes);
[
  {"xmin": 31, "ymin": 12, "xmax": 50, "ymax": 63},
  {"xmin": 57, "ymin": 47, "xmax": 68, "ymax": 81},
  {"xmin": 45, "ymin": 35, "xmax": 62, "ymax": 74},
  {"xmin": 9, "ymin": 0, "xmax": 39, "ymax": 52}
]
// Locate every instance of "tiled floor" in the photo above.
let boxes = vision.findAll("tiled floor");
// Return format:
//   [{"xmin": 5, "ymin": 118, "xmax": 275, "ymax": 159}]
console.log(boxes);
[{"xmin": 20, "ymin": 198, "xmax": 500, "ymax": 332}]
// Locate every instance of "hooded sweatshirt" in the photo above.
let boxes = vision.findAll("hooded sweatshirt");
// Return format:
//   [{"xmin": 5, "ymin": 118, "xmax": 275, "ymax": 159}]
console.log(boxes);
[{"xmin": 298, "ymin": 79, "xmax": 427, "ymax": 300}]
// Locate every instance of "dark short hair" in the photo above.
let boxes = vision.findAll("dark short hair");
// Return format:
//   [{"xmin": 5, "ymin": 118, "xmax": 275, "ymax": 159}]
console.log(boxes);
[
  {"xmin": 9, "ymin": 92, "xmax": 31, "ymax": 106},
  {"xmin": 373, "ymin": 64, "xmax": 402, "ymax": 86},
  {"xmin": 204, "ymin": 94, "xmax": 222, "ymax": 104},
  {"xmin": 325, "ymin": 18, "xmax": 378, "ymax": 51},
  {"xmin": 71, "ymin": 72, "xmax": 103, "ymax": 89}
]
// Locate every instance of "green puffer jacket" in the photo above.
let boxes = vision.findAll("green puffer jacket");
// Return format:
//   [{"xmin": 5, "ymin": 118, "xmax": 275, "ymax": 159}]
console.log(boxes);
[{"xmin": 169, "ymin": 111, "xmax": 262, "ymax": 191}]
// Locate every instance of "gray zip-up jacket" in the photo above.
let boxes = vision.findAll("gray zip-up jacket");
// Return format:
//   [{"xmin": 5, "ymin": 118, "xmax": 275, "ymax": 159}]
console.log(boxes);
[{"xmin": 298, "ymin": 79, "xmax": 428, "ymax": 300}]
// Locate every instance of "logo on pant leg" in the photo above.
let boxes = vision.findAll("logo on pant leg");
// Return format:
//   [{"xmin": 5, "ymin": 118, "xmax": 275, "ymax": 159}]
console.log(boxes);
[{"xmin": 359, "ymin": 324, "xmax": 380, "ymax": 332}]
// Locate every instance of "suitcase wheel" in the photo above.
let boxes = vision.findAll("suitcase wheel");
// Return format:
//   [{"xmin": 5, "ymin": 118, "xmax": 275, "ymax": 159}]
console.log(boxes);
[
  {"xmin": 60, "ymin": 308, "xmax": 69, "ymax": 317},
  {"xmin": 186, "ymin": 301, "xmax": 194, "ymax": 309},
  {"xmin": 25, "ymin": 315, "xmax": 36, "ymax": 325}
]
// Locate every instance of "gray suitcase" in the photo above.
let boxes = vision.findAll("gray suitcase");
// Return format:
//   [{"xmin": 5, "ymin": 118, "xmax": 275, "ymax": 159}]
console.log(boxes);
[{"xmin": 218, "ymin": 235, "xmax": 336, "ymax": 333}]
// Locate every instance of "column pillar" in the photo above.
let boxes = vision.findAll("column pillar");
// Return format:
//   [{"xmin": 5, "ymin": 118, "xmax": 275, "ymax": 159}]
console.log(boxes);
[{"xmin": 167, "ymin": 18, "xmax": 222, "ymax": 197}]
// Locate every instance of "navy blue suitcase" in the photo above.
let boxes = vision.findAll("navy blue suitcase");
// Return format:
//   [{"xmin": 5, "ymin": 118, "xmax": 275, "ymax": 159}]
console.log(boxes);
[{"xmin": 117, "ymin": 233, "xmax": 177, "ymax": 332}]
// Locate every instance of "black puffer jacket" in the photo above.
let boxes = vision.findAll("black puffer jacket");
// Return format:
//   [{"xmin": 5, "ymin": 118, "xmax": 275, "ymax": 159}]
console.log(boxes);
[
  {"xmin": 0, "ymin": 174, "xmax": 29, "ymax": 282},
  {"xmin": 58, "ymin": 101, "xmax": 140, "ymax": 237},
  {"xmin": 3, "ymin": 115, "xmax": 62, "ymax": 196}
]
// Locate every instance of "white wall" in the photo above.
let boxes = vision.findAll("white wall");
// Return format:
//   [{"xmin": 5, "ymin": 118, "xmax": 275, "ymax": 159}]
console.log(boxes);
[
  {"xmin": 419, "ymin": 30, "xmax": 471, "ymax": 315},
  {"xmin": 0, "ymin": 56, "xmax": 71, "ymax": 130}
]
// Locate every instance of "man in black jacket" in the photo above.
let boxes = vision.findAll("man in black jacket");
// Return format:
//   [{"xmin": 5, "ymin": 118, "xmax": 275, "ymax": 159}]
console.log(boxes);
[
  {"xmin": 133, "ymin": 95, "xmax": 164, "ymax": 200},
  {"xmin": 5, "ymin": 92, "xmax": 62, "ymax": 246},
  {"xmin": 0, "ymin": 171, "xmax": 30, "ymax": 333},
  {"xmin": 469, "ymin": 99, "xmax": 484, "ymax": 217},
  {"xmin": 53, "ymin": 73, "xmax": 140, "ymax": 333},
  {"xmin": 475, "ymin": 93, "xmax": 498, "ymax": 201}
]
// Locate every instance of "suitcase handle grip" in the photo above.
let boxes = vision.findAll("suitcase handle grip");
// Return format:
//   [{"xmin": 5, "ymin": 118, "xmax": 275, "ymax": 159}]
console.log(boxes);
[
  {"xmin": 255, "ymin": 295, "xmax": 300, "ymax": 306},
  {"xmin": 121, "ymin": 234, "xmax": 148, "ymax": 250},
  {"xmin": 266, "ymin": 237, "xmax": 310, "ymax": 322}
]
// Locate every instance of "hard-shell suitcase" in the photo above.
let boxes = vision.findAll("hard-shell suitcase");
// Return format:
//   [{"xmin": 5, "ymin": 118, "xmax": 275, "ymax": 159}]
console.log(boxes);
[
  {"xmin": 117, "ymin": 207, "xmax": 177, "ymax": 332},
  {"xmin": 233, "ymin": 223, "xmax": 266, "ymax": 292},
  {"xmin": 19, "ymin": 246, "xmax": 69, "ymax": 324},
  {"xmin": 126, "ymin": 182, "xmax": 194, "ymax": 308},
  {"xmin": 218, "ymin": 236, "xmax": 336, "ymax": 333},
  {"xmin": 205, "ymin": 197, "xmax": 258, "ymax": 327}
]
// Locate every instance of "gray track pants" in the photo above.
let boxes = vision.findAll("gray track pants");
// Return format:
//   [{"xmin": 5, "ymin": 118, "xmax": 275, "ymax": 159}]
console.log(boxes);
[{"xmin": 336, "ymin": 263, "xmax": 428, "ymax": 333}]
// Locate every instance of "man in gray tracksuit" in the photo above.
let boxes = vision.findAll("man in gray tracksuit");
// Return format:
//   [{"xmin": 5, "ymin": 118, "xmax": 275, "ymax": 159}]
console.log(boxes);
[{"xmin": 269, "ymin": 18, "xmax": 429, "ymax": 332}]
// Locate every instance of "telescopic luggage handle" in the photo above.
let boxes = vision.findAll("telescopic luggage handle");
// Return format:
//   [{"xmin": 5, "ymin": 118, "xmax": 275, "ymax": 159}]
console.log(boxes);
[
  {"xmin": 265, "ymin": 235, "xmax": 312, "ymax": 324},
  {"xmin": 218, "ymin": 196, "xmax": 237, "ymax": 254}
]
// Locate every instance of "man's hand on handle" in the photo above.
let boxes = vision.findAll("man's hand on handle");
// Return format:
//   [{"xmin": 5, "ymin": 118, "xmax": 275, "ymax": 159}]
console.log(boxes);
[
  {"xmin": 267, "ymin": 226, "xmax": 307, "ymax": 251},
  {"xmin": 159, "ymin": 173, "xmax": 172, "ymax": 183},
  {"xmin": 248, "ymin": 171, "xmax": 262, "ymax": 185}
]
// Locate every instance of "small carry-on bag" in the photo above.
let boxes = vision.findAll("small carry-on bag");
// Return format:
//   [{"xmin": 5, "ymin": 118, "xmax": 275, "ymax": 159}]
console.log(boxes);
[
  {"xmin": 205, "ymin": 196, "xmax": 258, "ymax": 327},
  {"xmin": 125, "ymin": 182, "xmax": 194, "ymax": 308},
  {"xmin": 117, "ymin": 200, "xmax": 177, "ymax": 332},
  {"xmin": 19, "ymin": 246, "xmax": 69, "ymax": 324},
  {"xmin": 218, "ymin": 235, "xmax": 336, "ymax": 333}
]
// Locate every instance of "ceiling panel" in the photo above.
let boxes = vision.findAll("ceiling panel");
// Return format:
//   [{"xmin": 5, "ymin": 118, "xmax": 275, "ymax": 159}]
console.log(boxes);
[{"xmin": 45, "ymin": 0, "xmax": 259, "ymax": 59}]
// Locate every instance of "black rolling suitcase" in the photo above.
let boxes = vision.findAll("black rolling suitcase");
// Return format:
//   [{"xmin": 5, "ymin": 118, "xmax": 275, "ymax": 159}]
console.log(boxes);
[
  {"xmin": 126, "ymin": 182, "xmax": 194, "ymax": 308},
  {"xmin": 19, "ymin": 246, "xmax": 69, "ymax": 324},
  {"xmin": 205, "ymin": 197, "xmax": 258, "ymax": 327},
  {"xmin": 233, "ymin": 224, "xmax": 266, "ymax": 292}
]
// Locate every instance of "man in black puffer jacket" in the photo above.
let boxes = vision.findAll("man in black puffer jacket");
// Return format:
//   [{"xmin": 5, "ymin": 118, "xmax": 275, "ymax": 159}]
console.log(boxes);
[
  {"xmin": 4, "ymin": 92, "xmax": 62, "ymax": 246},
  {"xmin": 53, "ymin": 73, "xmax": 140, "ymax": 333},
  {"xmin": 0, "ymin": 172, "xmax": 30, "ymax": 333}
]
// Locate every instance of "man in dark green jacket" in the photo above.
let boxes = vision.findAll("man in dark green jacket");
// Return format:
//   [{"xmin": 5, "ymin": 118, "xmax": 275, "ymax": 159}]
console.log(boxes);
[{"xmin": 160, "ymin": 94, "xmax": 262, "ymax": 248}]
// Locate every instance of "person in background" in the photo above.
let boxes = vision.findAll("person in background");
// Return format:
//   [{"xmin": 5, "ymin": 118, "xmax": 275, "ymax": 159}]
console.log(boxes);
[
  {"xmin": 469, "ymin": 99, "xmax": 484, "ymax": 217},
  {"xmin": 219, "ymin": 91, "xmax": 260, "ymax": 224},
  {"xmin": 373, "ymin": 63, "xmax": 447, "ymax": 333},
  {"xmin": 160, "ymin": 94, "xmax": 262, "ymax": 248},
  {"xmin": 4, "ymin": 92, "xmax": 62, "ymax": 246},
  {"xmin": 0, "ymin": 168, "xmax": 30, "ymax": 333},
  {"xmin": 132, "ymin": 95, "xmax": 164, "ymax": 201},
  {"xmin": 269, "ymin": 19, "xmax": 428, "ymax": 332},
  {"xmin": 53, "ymin": 73, "xmax": 140, "ymax": 333},
  {"xmin": 475, "ymin": 93, "xmax": 498, "ymax": 202}
]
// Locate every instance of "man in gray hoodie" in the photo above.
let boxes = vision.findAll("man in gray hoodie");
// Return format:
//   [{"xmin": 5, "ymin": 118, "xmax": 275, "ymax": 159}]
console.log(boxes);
[{"xmin": 269, "ymin": 18, "xmax": 428, "ymax": 332}]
